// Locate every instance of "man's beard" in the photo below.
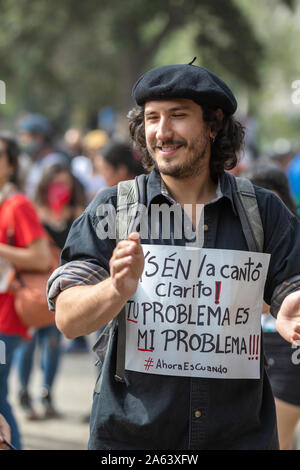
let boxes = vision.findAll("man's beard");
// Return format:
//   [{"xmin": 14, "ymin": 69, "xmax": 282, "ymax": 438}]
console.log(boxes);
[{"xmin": 148, "ymin": 135, "xmax": 210, "ymax": 179}]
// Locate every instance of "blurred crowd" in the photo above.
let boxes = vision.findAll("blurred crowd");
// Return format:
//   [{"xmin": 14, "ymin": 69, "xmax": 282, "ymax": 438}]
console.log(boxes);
[
  {"xmin": 1, "ymin": 110, "xmax": 300, "ymax": 450},
  {"xmin": 0, "ymin": 112, "xmax": 144, "ymax": 450}
]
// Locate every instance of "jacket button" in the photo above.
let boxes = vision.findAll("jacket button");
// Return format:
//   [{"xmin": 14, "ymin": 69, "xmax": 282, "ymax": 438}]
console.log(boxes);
[
  {"xmin": 194, "ymin": 410, "xmax": 202, "ymax": 418},
  {"xmin": 204, "ymin": 224, "xmax": 208, "ymax": 231}
]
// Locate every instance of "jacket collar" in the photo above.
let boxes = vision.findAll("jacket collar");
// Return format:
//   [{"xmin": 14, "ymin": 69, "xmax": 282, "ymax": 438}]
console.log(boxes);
[{"xmin": 146, "ymin": 169, "xmax": 237, "ymax": 215}]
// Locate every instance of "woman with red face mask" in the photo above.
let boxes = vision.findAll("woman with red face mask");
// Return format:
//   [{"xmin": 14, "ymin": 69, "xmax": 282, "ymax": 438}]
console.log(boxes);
[{"xmin": 16, "ymin": 164, "xmax": 86, "ymax": 420}]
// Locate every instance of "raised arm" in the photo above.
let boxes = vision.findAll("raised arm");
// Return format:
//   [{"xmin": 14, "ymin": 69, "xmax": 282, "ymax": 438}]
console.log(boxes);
[{"xmin": 55, "ymin": 233, "xmax": 144, "ymax": 339}]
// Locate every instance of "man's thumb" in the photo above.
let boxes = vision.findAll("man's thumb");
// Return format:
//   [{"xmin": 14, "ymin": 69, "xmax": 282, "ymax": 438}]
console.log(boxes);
[{"xmin": 128, "ymin": 232, "xmax": 140, "ymax": 243}]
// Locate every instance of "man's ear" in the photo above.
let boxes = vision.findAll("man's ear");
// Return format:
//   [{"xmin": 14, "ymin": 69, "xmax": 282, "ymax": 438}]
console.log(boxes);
[
  {"xmin": 215, "ymin": 108, "xmax": 224, "ymax": 122},
  {"xmin": 210, "ymin": 108, "xmax": 224, "ymax": 139}
]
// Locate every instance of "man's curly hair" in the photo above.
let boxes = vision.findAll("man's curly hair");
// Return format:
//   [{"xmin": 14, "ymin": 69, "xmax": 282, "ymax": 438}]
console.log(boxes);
[{"xmin": 128, "ymin": 104, "xmax": 245, "ymax": 180}]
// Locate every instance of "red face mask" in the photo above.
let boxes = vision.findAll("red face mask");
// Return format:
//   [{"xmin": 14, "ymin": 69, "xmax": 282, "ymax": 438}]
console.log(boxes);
[{"xmin": 47, "ymin": 182, "xmax": 72, "ymax": 215}]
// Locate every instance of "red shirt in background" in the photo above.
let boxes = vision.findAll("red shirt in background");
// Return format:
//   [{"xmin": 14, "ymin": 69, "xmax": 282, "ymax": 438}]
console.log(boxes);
[{"xmin": 0, "ymin": 193, "xmax": 46, "ymax": 339}]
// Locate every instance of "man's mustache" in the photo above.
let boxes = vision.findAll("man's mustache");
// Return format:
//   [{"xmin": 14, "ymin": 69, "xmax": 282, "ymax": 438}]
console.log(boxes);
[{"xmin": 151, "ymin": 139, "xmax": 187, "ymax": 150}]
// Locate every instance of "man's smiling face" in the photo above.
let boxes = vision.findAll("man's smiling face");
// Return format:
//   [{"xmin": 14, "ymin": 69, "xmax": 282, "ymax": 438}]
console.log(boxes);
[{"xmin": 144, "ymin": 98, "xmax": 212, "ymax": 179}]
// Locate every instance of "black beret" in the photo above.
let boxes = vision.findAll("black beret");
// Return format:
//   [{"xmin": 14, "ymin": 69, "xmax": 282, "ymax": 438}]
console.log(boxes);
[{"xmin": 132, "ymin": 60, "xmax": 237, "ymax": 114}]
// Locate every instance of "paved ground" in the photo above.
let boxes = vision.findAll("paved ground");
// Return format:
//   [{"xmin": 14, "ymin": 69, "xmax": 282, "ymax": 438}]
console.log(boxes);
[{"xmin": 8, "ymin": 337, "xmax": 97, "ymax": 450}]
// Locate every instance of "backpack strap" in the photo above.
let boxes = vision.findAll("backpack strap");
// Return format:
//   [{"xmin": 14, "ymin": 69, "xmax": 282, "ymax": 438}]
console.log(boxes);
[
  {"xmin": 116, "ymin": 178, "xmax": 140, "ymax": 241},
  {"xmin": 229, "ymin": 174, "xmax": 264, "ymax": 252},
  {"xmin": 231, "ymin": 175, "xmax": 268, "ymax": 367},
  {"xmin": 114, "ymin": 176, "xmax": 144, "ymax": 382}
]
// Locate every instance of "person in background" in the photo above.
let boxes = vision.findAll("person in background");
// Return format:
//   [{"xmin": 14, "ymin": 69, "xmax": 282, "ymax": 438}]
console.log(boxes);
[
  {"xmin": 83, "ymin": 129, "xmax": 109, "ymax": 162},
  {"xmin": 96, "ymin": 140, "xmax": 144, "ymax": 187},
  {"xmin": 243, "ymin": 161, "xmax": 300, "ymax": 450},
  {"xmin": 34, "ymin": 164, "xmax": 86, "ymax": 247},
  {"xmin": 16, "ymin": 164, "xmax": 86, "ymax": 420},
  {"xmin": 17, "ymin": 113, "xmax": 70, "ymax": 199},
  {"xmin": 0, "ymin": 413, "xmax": 11, "ymax": 450},
  {"xmin": 62, "ymin": 128, "xmax": 84, "ymax": 159},
  {"xmin": 286, "ymin": 153, "xmax": 300, "ymax": 215},
  {"xmin": 71, "ymin": 129, "xmax": 108, "ymax": 202},
  {"xmin": 0, "ymin": 132, "xmax": 50, "ymax": 448}
]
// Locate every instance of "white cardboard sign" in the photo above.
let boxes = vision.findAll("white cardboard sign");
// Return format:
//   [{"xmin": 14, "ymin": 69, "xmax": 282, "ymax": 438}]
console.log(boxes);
[{"xmin": 125, "ymin": 245, "xmax": 270, "ymax": 379}]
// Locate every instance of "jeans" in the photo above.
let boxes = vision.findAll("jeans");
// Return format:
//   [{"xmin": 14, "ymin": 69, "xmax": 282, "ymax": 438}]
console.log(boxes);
[
  {"xmin": 17, "ymin": 325, "xmax": 62, "ymax": 391},
  {"xmin": 0, "ymin": 333, "xmax": 24, "ymax": 450}
]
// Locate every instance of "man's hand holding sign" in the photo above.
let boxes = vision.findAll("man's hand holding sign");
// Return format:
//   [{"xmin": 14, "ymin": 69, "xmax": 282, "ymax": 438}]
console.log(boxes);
[
  {"xmin": 110, "ymin": 232, "xmax": 144, "ymax": 299},
  {"xmin": 55, "ymin": 233, "xmax": 144, "ymax": 338}
]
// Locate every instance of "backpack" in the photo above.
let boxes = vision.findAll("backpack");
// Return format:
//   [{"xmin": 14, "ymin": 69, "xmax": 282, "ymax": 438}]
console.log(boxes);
[{"xmin": 93, "ymin": 173, "xmax": 264, "ymax": 383}]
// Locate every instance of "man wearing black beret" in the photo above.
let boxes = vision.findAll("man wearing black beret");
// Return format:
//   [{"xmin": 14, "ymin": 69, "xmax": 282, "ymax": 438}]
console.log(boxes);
[{"xmin": 48, "ymin": 60, "xmax": 300, "ymax": 450}]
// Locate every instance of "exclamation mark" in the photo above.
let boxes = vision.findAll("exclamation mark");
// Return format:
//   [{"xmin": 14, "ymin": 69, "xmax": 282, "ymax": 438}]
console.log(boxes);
[
  {"xmin": 215, "ymin": 281, "xmax": 221, "ymax": 304},
  {"xmin": 249, "ymin": 335, "xmax": 252, "ymax": 360},
  {"xmin": 255, "ymin": 335, "xmax": 259, "ymax": 360},
  {"xmin": 248, "ymin": 335, "xmax": 260, "ymax": 360}
]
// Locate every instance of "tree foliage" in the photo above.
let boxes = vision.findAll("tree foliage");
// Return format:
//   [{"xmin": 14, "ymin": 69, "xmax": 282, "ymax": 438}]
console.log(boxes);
[{"xmin": 0, "ymin": 0, "xmax": 294, "ymax": 131}]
